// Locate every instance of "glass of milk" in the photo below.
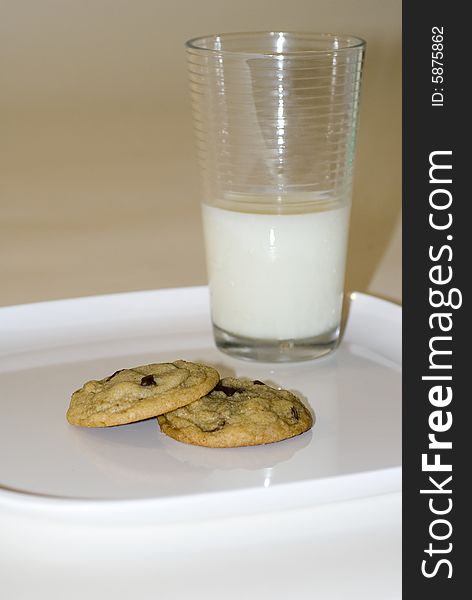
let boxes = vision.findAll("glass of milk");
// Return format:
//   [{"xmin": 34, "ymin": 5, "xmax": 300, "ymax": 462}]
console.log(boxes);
[{"xmin": 186, "ymin": 32, "xmax": 365, "ymax": 361}]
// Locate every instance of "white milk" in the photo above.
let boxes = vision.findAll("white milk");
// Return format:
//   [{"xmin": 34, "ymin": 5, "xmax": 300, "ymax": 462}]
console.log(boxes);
[{"xmin": 202, "ymin": 198, "xmax": 351, "ymax": 340}]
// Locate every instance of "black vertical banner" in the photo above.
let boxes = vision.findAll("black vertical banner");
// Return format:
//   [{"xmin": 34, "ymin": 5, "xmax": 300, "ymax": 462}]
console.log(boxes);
[{"xmin": 403, "ymin": 1, "xmax": 467, "ymax": 597}]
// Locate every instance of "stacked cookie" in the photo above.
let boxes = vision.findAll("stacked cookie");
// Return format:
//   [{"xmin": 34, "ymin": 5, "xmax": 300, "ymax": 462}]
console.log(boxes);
[{"xmin": 67, "ymin": 360, "xmax": 314, "ymax": 447}]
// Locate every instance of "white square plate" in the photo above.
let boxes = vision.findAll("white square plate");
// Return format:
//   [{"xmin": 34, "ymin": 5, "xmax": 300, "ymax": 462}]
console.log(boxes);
[{"xmin": 0, "ymin": 287, "xmax": 401, "ymax": 524}]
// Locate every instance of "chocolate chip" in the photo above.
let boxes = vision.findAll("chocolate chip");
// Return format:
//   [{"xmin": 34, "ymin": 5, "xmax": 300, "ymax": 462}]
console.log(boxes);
[
  {"xmin": 106, "ymin": 369, "xmax": 125, "ymax": 382},
  {"xmin": 140, "ymin": 374, "xmax": 157, "ymax": 386},
  {"xmin": 213, "ymin": 382, "xmax": 241, "ymax": 396},
  {"xmin": 291, "ymin": 406, "xmax": 299, "ymax": 421},
  {"xmin": 253, "ymin": 380, "xmax": 265, "ymax": 385}
]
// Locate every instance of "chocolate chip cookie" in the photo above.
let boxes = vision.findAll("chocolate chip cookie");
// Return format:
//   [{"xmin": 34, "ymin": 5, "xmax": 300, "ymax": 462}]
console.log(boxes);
[
  {"xmin": 67, "ymin": 360, "xmax": 219, "ymax": 427},
  {"xmin": 157, "ymin": 377, "xmax": 314, "ymax": 447}
]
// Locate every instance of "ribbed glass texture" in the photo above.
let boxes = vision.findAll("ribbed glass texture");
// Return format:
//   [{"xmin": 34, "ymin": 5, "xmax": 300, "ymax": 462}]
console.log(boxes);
[{"xmin": 186, "ymin": 32, "xmax": 365, "ymax": 209}]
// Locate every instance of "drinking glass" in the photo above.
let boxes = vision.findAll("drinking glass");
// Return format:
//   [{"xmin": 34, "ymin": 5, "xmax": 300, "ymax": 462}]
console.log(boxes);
[{"xmin": 186, "ymin": 32, "xmax": 365, "ymax": 361}]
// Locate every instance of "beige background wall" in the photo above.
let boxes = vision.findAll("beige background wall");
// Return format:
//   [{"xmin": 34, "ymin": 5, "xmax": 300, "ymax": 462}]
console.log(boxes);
[{"xmin": 0, "ymin": 0, "xmax": 401, "ymax": 307}]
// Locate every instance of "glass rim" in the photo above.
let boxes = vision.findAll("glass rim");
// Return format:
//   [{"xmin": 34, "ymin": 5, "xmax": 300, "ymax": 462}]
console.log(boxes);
[{"xmin": 185, "ymin": 31, "xmax": 366, "ymax": 57}]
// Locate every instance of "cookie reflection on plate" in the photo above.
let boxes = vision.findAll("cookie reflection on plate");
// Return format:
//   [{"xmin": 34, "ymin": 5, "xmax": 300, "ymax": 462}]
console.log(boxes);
[{"xmin": 159, "ymin": 428, "xmax": 312, "ymax": 471}]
